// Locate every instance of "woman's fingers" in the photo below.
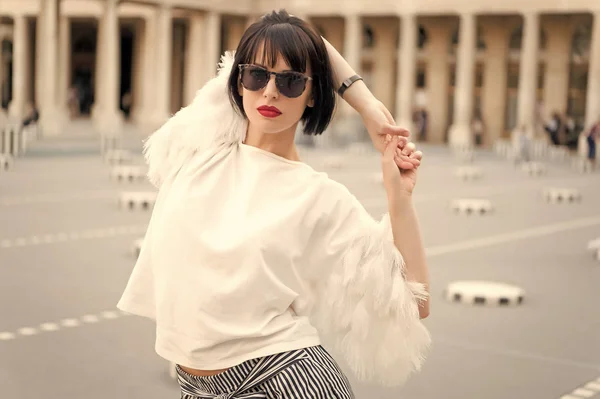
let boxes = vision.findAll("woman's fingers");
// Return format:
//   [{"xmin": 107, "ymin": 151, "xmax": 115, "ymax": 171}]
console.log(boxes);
[
  {"xmin": 402, "ymin": 142, "xmax": 416, "ymax": 156},
  {"xmin": 395, "ymin": 148, "xmax": 418, "ymax": 169},
  {"xmin": 383, "ymin": 124, "xmax": 410, "ymax": 138}
]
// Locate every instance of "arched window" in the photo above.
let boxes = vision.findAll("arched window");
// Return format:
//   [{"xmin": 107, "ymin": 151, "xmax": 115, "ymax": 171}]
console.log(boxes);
[
  {"xmin": 448, "ymin": 25, "xmax": 485, "ymax": 50},
  {"xmin": 571, "ymin": 23, "xmax": 591, "ymax": 57},
  {"xmin": 73, "ymin": 36, "xmax": 95, "ymax": 53},
  {"xmin": 418, "ymin": 25, "xmax": 428, "ymax": 49},
  {"xmin": 509, "ymin": 26, "xmax": 521, "ymax": 50},
  {"xmin": 508, "ymin": 25, "xmax": 546, "ymax": 50},
  {"xmin": 363, "ymin": 24, "xmax": 375, "ymax": 48}
]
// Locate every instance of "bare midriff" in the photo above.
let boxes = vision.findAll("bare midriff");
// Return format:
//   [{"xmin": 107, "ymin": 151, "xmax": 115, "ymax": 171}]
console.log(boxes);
[{"xmin": 179, "ymin": 365, "xmax": 231, "ymax": 377}]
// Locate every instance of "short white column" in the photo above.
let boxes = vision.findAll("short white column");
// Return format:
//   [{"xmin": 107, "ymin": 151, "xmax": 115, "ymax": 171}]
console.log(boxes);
[
  {"xmin": 152, "ymin": 4, "xmax": 173, "ymax": 126},
  {"xmin": 515, "ymin": 13, "xmax": 540, "ymax": 138},
  {"xmin": 8, "ymin": 15, "xmax": 28, "ymax": 120},
  {"xmin": 39, "ymin": 0, "xmax": 61, "ymax": 136},
  {"xmin": 184, "ymin": 13, "xmax": 206, "ymax": 106},
  {"xmin": 205, "ymin": 11, "xmax": 221, "ymax": 79},
  {"xmin": 582, "ymin": 12, "xmax": 600, "ymax": 157},
  {"xmin": 448, "ymin": 13, "xmax": 476, "ymax": 148},
  {"xmin": 396, "ymin": 14, "xmax": 417, "ymax": 132}
]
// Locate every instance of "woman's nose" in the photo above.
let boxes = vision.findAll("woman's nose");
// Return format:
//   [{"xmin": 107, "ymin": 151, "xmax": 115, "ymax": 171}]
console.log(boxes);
[{"xmin": 263, "ymin": 75, "xmax": 279, "ymax": 99}]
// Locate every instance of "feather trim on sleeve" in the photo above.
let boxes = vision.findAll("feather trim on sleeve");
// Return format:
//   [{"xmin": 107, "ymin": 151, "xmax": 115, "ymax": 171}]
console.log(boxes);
[
  {"xmin": 310, "ymin": 213, "xmax": 431, "ymax": 387},
  {"xmin": 143, "ymin": 51, "xmax": 247, "ymax": 188}
]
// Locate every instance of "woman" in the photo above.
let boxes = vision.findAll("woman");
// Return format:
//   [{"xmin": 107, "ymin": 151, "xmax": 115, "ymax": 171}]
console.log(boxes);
[{"xmin": 117, "ymin": 10, "xmax": 430, "ymax": 398}]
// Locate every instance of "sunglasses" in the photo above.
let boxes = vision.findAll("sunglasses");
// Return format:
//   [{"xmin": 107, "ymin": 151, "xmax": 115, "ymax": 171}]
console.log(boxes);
[{"xmin": 238, "ymin": 64, "xmax": 313, "ymax": 98}]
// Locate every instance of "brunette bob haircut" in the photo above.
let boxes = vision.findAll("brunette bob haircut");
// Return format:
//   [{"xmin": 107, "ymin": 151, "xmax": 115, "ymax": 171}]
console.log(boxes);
[{"xmin": 227, "ymin": 10, "xmax": 337, "ymax": 135}]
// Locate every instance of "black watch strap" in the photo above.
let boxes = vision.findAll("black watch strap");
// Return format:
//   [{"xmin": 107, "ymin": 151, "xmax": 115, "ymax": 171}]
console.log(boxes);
[{"xmin": 337, "ymin": 74, "xmax": 363, "ymax": 97}]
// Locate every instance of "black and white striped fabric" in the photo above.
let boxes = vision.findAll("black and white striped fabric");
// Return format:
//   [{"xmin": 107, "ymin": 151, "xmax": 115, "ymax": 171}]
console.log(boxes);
[{"xmin": 176, "ymin": 345, "xmax": 355, "ymax": 399}]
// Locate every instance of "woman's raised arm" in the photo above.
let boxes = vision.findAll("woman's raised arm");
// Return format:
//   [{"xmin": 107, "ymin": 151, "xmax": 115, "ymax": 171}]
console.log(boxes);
[{"xmin": 322, "ymin": 37, "xmax": 417, "ymax": 168}]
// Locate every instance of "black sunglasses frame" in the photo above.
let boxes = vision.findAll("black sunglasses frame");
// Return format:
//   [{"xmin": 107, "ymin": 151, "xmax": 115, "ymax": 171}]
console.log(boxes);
[{"xmin": 238, "ymin": 64, "xmax": 313, "ymax": 98}]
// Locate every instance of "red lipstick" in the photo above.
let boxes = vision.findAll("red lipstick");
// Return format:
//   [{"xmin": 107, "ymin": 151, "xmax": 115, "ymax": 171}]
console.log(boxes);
[{"xmin": 257, "ymin": 105, "xmax": 282, "ymax": 118}]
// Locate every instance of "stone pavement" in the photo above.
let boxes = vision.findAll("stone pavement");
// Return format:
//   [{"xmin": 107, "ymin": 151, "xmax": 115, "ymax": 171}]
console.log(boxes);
[{"xmin": 0, "ymin": 131, "xmax": 599, "ymax": 399}]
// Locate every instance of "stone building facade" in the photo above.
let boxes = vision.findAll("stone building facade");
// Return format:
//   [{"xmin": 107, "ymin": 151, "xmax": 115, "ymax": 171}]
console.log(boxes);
[{"xmin": 0, "ymin": 0, "xmax": 599, "ymax": 150}]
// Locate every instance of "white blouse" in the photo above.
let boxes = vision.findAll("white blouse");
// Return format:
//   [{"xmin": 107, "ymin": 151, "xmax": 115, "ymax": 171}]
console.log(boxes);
[{"xmin": 117, "ymin": 51, "xmax": 430, "ymax": 387}]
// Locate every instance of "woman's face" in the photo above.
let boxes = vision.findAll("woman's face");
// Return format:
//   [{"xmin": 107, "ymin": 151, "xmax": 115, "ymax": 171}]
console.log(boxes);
[{"xmin": 240, "ymin": 53, "xmax": 314, "ymax": 135}]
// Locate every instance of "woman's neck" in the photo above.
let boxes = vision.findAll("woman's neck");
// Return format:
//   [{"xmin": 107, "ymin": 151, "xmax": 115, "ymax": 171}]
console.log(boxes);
[{"xmin": 243, "ymin": 124, "xmax": 301, "ymax": 161}]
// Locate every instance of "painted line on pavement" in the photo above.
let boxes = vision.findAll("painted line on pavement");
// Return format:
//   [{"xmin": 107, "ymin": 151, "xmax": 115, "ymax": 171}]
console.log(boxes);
[
  {"xmin": 436, "ymin": 338, "xmax": 600, "ymax": 372},
  {"xmin": 0, "ymin": 310, "xmax": 130, "ymax": 342},
  {"xmin": 425, "ymin": 216, "xmax": 600, "ymax": 257},
  {"xmin": 559, "ymin": 376, "xmax": 600, "ymax": 399},
  {"xmin": 0, "ymin": 225, "xmax": 147, "ymax": 249}
]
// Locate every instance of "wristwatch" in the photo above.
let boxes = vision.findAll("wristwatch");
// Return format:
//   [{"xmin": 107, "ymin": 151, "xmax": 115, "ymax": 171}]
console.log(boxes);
[{"xmin": 337, "ymin": 74, "xmax": 363, "ymax": 97}]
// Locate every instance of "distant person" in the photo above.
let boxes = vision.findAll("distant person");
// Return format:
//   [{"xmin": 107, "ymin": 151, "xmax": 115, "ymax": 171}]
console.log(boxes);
[
  {"xmin": 22, "ymin": 103, "xmax": 39, "ymax": 127},
  {"xmin": 416, "ymin": 107, "xmax": 428, "ymax": 142},
  {"xmin": 585, "ymin": 122, "xmax": 598, "ymax": 168},
  {"xmin": 472, "ymin": 114, "xmax": 485, "ymax": 147},
  {"xmin": 545, "ymin": 112, "xmax": 561, "ymax": 146}
]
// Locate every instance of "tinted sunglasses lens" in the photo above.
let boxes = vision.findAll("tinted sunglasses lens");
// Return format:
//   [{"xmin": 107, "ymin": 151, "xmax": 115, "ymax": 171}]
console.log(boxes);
[
  {"xmin": 277, "ymin": 73, "xmax": 307, "ymax": 98},
  {"xmin": 241, "ymin": 67, "xmax": 269, "ymax": 91}
]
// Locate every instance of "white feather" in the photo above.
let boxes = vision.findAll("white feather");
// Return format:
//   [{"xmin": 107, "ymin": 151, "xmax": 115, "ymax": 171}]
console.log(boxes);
[
  {"xmin": 143, "ymin": 51, "xmax": 247, "ymax": 188},
  {"xmin": 311, "ymin": 213, "xmax": 431, "ymax": 386}
]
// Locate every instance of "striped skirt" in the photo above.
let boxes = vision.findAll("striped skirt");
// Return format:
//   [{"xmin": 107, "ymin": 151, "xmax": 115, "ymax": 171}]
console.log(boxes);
[{"xmin": 176, "ymin": 345, "xmax": 355, "ymax": 399}]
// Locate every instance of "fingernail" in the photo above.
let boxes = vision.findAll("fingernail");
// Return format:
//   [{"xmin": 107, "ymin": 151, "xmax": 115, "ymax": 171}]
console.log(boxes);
[{"xmin": 386, "ymin": 134, "xmax": 391, "ymax": 142}]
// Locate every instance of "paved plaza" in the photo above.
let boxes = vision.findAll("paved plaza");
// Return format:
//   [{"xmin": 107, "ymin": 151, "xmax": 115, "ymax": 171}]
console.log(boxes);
[{"xmin": 0, "ymin": 128, "xmax": 599, "ymax": 399}]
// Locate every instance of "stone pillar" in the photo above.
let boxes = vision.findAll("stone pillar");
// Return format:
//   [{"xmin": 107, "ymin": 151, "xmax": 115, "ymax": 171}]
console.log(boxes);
[
  {"xmin": 35, "ymin": 4, "xmax": 46, "ymax": 110},
  {"xmin": 448, "ymin": 13, "xmax": 476, "ymax": 147},
  {"xmin": 341, "ymin": 13, "xmax": 361, "ymax": 118},
  {"xmin": 515, "ymin": 13, "xmax": 540, "ymax": 138},
  {"xmin": 582, "ymin": 12, "xmax": 600, "ymax": 157},
  {"xmin": 543, "ymin": 17, "xmax": 574, "ymax": 124},
  {"xmin": 39, "ymin": 0, "xmax": 61, "ymax": 136},
  {"xmin": 205, "ymin": 11, "xmax": 221, "ymax": 78},
  {"xmin": 0, "ymin": 40, "xmax": 4, "ymax": 116},
  {"xmin": 152, "ymin": 4, "xmax": 173, "ymax": 126},
  {"xmin": 184, "ymin": 13, "xmax": 206, "ymax": 106},
  {"xmin": 227, "ymin": 19, "xmax": 245, "ymax": 51},
  {"xmin": 130, "ymin": 20, "xmax": 144, "ymax": 121},
  {"xmin": 396, "ymin": 14, "xmax": 417, "ymax": 132},
  {"xmin": 171, "ymin": 22, "xmax": 185, "ymax": 113},
  {"xmin": 370, "ymin": 20, "xmax": 396, "ymax": 112},
  {"xmin": 585, "ymin": 13, "xmax": 600, "ymax": 128},
  {"xmin": 9, "ymin": 15, "xmax": 28, "ymax": 119},
  {"xmin": 92, "ymin": 11, "xmax": 105, "ymax": 120},
  {"xmin": 57, "ymin": 15, "xmax": 71, "ymax": 122},
  {"xmin": 95, "ymin": 0, "xmax": 123, "ymax": 135},
  {"xmin": 423, "ymin": 20, "xmax": 452, "ymax": 143},
  {"xmin": 132, "ymin": 15, "xmax": 156, "ymax": 125},
  {"xmin": 481, "ymin": 17, "xmax": 510, "ymax": 146},
  {"xmin": 343, "ymin": 14, "xmax": 361, "ymax": 75}
]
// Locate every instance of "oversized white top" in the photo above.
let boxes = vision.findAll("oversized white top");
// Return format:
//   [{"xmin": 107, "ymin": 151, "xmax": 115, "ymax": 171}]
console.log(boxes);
[{"xmin": 117, "ymin": 52, "xmax": 430, "ymax": 386}]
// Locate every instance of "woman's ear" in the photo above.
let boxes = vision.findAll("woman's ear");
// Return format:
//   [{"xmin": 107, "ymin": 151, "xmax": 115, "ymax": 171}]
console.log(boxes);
[
  {"xmin": 237, "ymin": 77, "xmax": 244, "ymax": 96},
  {"xmin": 307, "ymin": 95, "xmax": 314, "ymax": 108}
]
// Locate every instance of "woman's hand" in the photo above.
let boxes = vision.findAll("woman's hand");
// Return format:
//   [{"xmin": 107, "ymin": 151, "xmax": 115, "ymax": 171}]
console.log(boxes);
[
  {"xmin": 359, "ymin": 100, "xmax": 419, "ymax": 170},
  {"xmin": 382, "ymin": 134, "xmax": 422, "ymax": 197}
]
